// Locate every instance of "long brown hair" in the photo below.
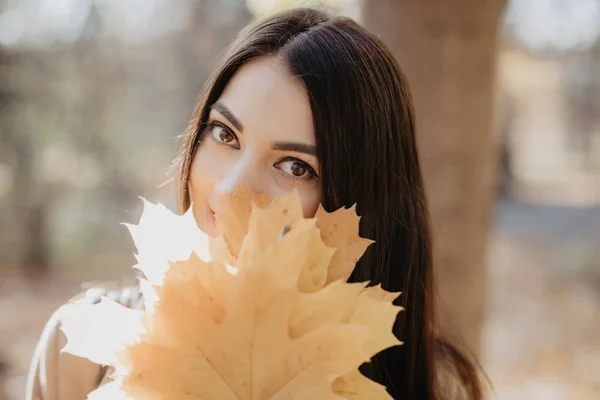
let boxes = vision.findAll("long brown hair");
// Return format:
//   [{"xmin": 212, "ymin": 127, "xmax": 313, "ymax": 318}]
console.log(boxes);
[{"xmin": 177, "ymin": 7, "xmax": 482, "ymax": 400}]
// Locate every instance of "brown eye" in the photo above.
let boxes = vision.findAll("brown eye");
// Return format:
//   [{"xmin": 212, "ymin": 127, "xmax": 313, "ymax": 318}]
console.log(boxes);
[
  {"xmin": 275, "ymin": 157, "xmax": 317, "ymax": 181},
  {"xmin": 218, "ymin": 128, "xmax": 234, "ymax": 143},
  {"xmin": 208, "ymin": 122, "xmax": 239, "ymax": 148},
  {"xmin": 290, "ymin": 162, "xmax": 307, "ymax": 177}
]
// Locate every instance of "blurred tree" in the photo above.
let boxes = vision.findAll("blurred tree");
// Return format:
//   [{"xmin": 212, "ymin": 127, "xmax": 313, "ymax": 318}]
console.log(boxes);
[
  {"xmin": 178, "ymin": 0, "xmax": 251, "ymax": 102},
  {"xmin": 0, "ymin": 354, "xmax": 7, "ymax": 400},
  {"xmin": 563, "ymin": 41, "xmax": 600, "ymax": 170},
  {"xmin": 0, "ymin": 44, "xmax": 13, "ymax": 399},
  {"xmin": 0, "ymin": 46, "xmax": 11, "ymax": 162},
  {"xmin": 0, "ymin": 0, "xmax": 253, "ymax": 272},
  {"xmin": 0, "ymin": 47, "xmax": 52, "ymax": 275},
  {"xmin": 72, "ymin": 6, "xmax": 141, "ymax": 208},
  {"xmin": 360, "ymin": 0, "xmax": 506, "ymax": 357}
]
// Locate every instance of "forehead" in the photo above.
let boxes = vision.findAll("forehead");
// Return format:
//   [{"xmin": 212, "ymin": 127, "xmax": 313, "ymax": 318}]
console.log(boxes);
[{"xmin": 217, "ymin": 56, "xmax": 315, "ymax": 146}]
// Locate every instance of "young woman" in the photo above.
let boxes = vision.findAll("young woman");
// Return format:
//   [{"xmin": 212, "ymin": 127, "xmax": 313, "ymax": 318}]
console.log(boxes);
[{"xmin": 27, "ymin": 7, "xmax": 482, "ymax": 400}]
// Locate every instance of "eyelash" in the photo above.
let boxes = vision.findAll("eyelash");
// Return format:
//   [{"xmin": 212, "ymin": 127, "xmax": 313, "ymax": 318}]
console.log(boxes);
[
  {"xmin": 205, "ymin": 121, "xmax": 239, "ymax": 148},
  {"xmin": 276, "ymin": 156, "xmax": 319, "ymax": 181},
  {"xmin": 204, "ymin": 119, "xmax": 319, "ymax": 181}
]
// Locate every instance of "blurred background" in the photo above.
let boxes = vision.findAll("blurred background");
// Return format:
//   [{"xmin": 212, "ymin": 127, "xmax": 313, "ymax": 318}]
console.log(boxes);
[{"xmin": 0, "ymin": 0, "xmax": 598, "ymax": 399}]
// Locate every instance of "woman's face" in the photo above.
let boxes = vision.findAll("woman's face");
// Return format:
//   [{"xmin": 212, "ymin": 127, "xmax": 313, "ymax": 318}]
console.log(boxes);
[{"xmin": 189, "ymin": 56, "xmax": 321, "ymax": 237}]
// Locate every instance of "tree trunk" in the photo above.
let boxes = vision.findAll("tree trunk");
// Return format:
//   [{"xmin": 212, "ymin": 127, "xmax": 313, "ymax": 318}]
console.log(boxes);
[
  {"xmin": 360, "ymin": 0, "xmax": 506, "ymax": 357},
  {"xmin": 1, "ymin": 49, "xmax": 52, "ymax": 275}
]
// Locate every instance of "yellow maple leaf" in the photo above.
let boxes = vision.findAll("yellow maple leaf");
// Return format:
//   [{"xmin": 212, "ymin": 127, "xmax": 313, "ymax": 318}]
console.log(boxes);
[
  {"xmin": 61, "ymin": 188, "xmax": 401, "ymax": 399},
  {"xmin": 212, "ymin": 185, "xmax": 269, "ymax": 262},
  {"xmin": 122, "ymin": 199, "xmax": 212, "ymax": 285},
  {"xmin": 332, "ymin": 370, "xmax": 391, "ymax": 399},
  {"xmin": 315, "ymin": 205, "xmax": 374, "ymax": 284},
  {"xmin": 213, "ymin": 186, "xmax": 374, "ymax": 288}
]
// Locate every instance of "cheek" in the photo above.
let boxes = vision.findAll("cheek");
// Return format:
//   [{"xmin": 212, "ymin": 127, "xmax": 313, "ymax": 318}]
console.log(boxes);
[
  {"xmin": 189, "ymin": 146, "xmax": 220, "ymax": 217},
  {"xmin": 298, "ymin": 184, "xmax": 322, "ymax": 218},
  {"xmin": 190, "ymin": 149, "xmax": 212, "ymax": 199}
]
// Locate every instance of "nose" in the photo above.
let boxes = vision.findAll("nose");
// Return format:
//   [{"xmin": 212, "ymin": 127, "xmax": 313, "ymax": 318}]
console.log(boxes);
[{"xmin": 212, "ymin": 154, "xmax": 265, "ymax": 211}]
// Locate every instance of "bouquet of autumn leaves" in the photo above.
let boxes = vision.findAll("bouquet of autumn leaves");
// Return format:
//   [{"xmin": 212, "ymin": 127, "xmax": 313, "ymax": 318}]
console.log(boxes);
[{"xmin": 61, "ymin": 187, "xmax": 403, "ymax": 399}]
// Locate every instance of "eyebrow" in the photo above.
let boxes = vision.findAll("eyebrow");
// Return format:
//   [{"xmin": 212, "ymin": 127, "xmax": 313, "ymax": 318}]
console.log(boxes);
[
  {"xmin": 272, "ymin": 142, "xmax": 316, "ymax": 156},
  {"xmin": 210, "ymin": 101, "xmax": 244, "ymax": 132},
  {"xmin": 211, "ymin": 101, "xmax": 316, "ymax": 157}
]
